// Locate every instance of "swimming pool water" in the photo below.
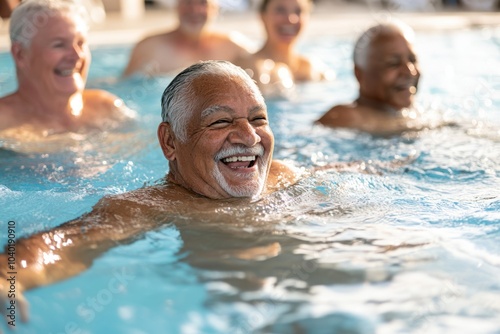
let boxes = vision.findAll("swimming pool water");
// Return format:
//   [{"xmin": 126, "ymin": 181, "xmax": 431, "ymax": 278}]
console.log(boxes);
[{"xmin": 1, "ymin": 28, "xmax": 500, "ymax": 333}]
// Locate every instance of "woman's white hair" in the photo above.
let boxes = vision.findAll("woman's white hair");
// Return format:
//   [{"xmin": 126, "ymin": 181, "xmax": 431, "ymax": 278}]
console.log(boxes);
[
  {"xmin": 10, "ymin": 0, "xmax": 89, "ymax": 48},
  {"xmin": 160, "ymin": 60, "xmax": 264, "ymax": 142},
  {"xmin": 353, "ymin": 19, "xmax": 415, "ymax": 69}
]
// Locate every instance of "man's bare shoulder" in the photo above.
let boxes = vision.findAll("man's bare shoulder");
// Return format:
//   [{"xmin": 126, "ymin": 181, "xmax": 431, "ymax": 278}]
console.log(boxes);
[
  {"xmin": 93, "ymin": 183, "xmax": 232, "ymax": 221},
  {"xmin": 93, "ymin": 185, "xmax": 182, "ymax": 215},
  {"xmin": 209, "ymin": 31, "xmax": 252, "ymax": 57},
  {"xmin": 134, "ymin": 31, "xmax": 175, "ymax": 49},
  {"xmin": 316, "ymin": 103, "xmax": 360, "ymax": 128},
  {"xmin": 266, "ymin": 160, "xmax": 304, "ymax": 194},
  {"xmin": 124, "ymin": 31, "xmax": 192, "ymax": 76},
  {"xmin": 228, "ymin": 30, "xmax": 255, "ymax": 51}
]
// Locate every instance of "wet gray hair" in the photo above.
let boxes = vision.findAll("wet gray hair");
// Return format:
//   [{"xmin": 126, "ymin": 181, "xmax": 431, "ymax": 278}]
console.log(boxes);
[
  {"xmin": 160, "ymin": 60, "xmax": 264, "ymax": 142},
  {"xmin": 10, "ymin": 0, "xmax": 89, "ymax": 48},
  {"xmin": 353, "ymin": 20, "xmax": 415, "ymax": 69}
]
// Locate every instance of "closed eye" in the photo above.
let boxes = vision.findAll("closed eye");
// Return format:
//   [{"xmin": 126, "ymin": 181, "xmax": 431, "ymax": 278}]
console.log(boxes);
[
  {"xmin": 386, "ymin": 60, "xmax": 401, "ymax": 68},
  {"xmin": 209, "ymin": 119, "xmax": 232, "ymax": 127},
  {"xmin": 251, "ymin": 116, "xmax": 268, "ymax": 125},
  {"xmin": 52, "ymin": 42, "xmax": 65, "ymax": 48}
]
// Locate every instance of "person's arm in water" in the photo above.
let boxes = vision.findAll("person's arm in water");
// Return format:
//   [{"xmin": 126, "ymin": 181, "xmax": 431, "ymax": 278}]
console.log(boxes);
[
  {"xmin": 0, "ymin": 159, "xmax": 297, "ymax": 296},
  {"xmin": 0, "ymin": 190, "xmax": 166, "ymax": 323},
  {"xmin": 0, "ymin": 156, "xmax": 411, "ymax": 324}
]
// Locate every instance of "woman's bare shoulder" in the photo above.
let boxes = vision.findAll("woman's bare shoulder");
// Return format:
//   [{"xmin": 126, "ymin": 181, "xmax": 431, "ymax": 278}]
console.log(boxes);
[
  {"xmin": 83, "ymin": 89, "xmax": 120, "ymax": 110},
  {"xmin": 0, "ymin": 93, "xmax": 24, "ymax": 130},
  {"xmin": 82, "ymin": 90, "xmax": 136, "ymax": 126}
]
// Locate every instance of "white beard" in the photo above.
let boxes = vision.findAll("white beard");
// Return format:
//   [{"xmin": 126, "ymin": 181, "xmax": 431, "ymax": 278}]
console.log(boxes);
[{"xmin": 212, "ymin": 144, "xmax": 269, "ymax": 200}]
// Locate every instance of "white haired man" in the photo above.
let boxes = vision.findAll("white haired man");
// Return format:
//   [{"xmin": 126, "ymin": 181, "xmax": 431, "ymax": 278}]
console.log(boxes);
[{"xmin": 316, "ymin": 21, "xmax": 424, "ymax": 136}]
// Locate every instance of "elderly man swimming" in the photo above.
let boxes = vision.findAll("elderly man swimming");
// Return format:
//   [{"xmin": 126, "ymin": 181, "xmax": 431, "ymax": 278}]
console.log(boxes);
[
  {"xmin": 0, "ymin": 61, "xmax": 302, "ymax": 321},
  {"xmin": 0, "ymin": 0, "xmax": 133, "ymax": 135},
  {"xmin": 316, "ymin": 21, "xmax": 427, "ymax": 136}
]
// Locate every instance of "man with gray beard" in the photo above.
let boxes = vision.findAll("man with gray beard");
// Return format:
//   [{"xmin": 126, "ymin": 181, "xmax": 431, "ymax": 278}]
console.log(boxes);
[{"xmin": 157, "ymin": 60, "xmax": 297, "ymax": 200}]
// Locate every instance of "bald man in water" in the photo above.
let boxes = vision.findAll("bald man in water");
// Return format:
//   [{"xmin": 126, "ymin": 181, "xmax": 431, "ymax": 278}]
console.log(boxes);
[{"xmin": 316, "ymin": 21, "xmax": 426, "ymax": 136}]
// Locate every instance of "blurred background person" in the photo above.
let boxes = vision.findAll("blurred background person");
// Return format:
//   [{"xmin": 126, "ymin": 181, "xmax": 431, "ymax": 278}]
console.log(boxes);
[
  {"xmin": 235, "ymin": 0, "xmax": 332, "ymax": 97},
  {"xmin": 122, "ymin": 0, "xmax": 251, "ymax": 77},
  {"xmin": 0, "ymin": 0, "xmax": 134, "ymax": 136},
  {"xmin": 316, "ymin": 21, "xmax": 435, "ymax": 136}
]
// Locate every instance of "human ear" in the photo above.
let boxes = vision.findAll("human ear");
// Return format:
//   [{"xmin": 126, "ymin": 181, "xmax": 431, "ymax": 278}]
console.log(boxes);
[
  {"xmin": 11, "ymin": 43, "xmax": 27, "ymax": 68},
  {"xmin": 157, "ymin": 122, "xmax": 176, "ymax": 161},
  {"xmin": 354, "ymin": 64, "xmax": 363, "ymax": 83}
]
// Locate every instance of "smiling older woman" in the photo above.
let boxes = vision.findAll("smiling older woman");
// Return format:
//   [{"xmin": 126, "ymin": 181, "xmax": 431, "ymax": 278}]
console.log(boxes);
[{"xmin": 0, "ymin": 0, "xmax": 134, "ymax": 135}]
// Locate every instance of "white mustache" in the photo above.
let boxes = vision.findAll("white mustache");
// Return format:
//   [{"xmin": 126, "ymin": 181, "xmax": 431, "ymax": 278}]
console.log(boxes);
[{"xmin": 215, "ymin": 144, "xmax": 265, "ymax": 161}]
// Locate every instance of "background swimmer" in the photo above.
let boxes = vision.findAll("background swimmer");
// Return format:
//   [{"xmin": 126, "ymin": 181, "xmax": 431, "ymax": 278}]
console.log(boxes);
[
  {"xmin": 0, "ymin": 0, "xmax": 134, "ymax": 137},
  {"xmin": 122, "ymin": 0, "xmax": 251, "ymax": 77},
  {"xmin": 235, "ymin": 0, "xmax": 332, "ymax": 97},
  {"xmin": 316, "ymin": 21, "xmax": 448, "ymax": 136}
]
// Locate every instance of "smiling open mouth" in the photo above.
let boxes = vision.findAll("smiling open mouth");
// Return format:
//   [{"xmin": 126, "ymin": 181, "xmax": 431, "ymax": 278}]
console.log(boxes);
[
  {"xmin": 279, "ymin": 26, "xmax": 299, "ymax": 36},
  {"xmin": 394, "ymin": 83, "xmax": 417, "ymax": 93},
  {"xmin": 55, "ymin": 68, "xmax": 78, "ymax": 76},
  {"xmin": 221, "ymin": 156, "xmax": 257, "ymax": 169}
]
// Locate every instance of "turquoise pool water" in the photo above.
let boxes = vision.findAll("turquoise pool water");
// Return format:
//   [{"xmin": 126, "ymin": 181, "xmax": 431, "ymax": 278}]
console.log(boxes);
[{"xmin": 1, "ymin": 28, "xmax": 500, "ymax": 333}]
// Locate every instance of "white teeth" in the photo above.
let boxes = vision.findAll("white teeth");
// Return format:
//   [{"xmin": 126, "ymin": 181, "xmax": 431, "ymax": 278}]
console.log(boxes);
[
  {"xmin": 280, "ymin": 26, "xmax": 297, "ymax": 35},
  {"xmin": 222, "ymin": 156, "xmax": 256, "ymax": 163},
  {"xmin": 56, "ymin": 69, "xmax": 76, "ymax": 76}
]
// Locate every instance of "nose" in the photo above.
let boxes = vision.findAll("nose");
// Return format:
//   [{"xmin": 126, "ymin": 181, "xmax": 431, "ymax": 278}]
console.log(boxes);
[
  {"xmin": 287, "ymin": 13, "xmax": 300, "ymax": 24},
  {"xmin": 228, "ymin": 119, "xmax": 261, "ymax": 147},
  {"xmin": 69, "ymin": 43, "xmax": 85, "ymax": 60},
  {"xmin": 402, "ymin": 61, "xmax": 418, "ymax": 77}
]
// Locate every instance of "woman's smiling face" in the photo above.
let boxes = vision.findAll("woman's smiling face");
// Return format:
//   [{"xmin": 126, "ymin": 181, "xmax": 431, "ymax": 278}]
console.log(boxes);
[
  {"xmin": 261, "ymin": 0, "xmax": 311, "ymax": 46},
  {"xmin": 18, "ymin": 12, "xmax": 90, "ymax": 97}
]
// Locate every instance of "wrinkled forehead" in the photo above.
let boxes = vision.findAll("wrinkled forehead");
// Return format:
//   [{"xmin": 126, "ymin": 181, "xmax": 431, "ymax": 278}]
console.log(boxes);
[
  {"xmin": 29, "ymin": 11, "xmax": 88, "ymax": 43},
  {"xmin": 191, "ymin": 73, "xmax": 264, "ymax": 105},
  {"xmin": 182, "ymin": 73, "xmax": 265, "ymax": 124},
  {"xmin": 261, "ymin": 0, "xmax": 311, "ymax": 12},
  {"xmin": 368, "ymin": 30, "xmax": 414, "ymax": 56},
  {"xmin": 177, "ymin": 0, "xmax": 217, "ymax": 5}
]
